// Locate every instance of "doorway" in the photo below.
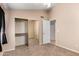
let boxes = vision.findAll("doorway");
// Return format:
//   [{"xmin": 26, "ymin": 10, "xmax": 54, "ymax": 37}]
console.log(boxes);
[
  {"xmin": 50, "ymin": 20, "xmax": 56, "ymax": 44},
  {"xmin": 15, "ymin": 18, "xmax": 28, "ymax": 47},
  {"xmin": 28, "ymin": 20, "xmax": 39, "ymax": 46}
]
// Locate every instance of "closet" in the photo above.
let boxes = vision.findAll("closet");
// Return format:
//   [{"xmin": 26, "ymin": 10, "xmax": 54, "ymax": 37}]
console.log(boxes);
[{"xmin": 15, "ymin": 18, "xmax": 28, "ymax": 46}]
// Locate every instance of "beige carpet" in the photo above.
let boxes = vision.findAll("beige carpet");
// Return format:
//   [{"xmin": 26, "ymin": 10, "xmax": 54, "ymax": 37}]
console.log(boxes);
[{"xmin": 3, "ymin": 44, "xmax": 79, "ymax": 56}]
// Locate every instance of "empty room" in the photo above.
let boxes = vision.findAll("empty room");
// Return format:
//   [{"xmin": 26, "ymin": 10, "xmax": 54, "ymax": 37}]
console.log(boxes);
[{"xmin": 0, "ymin": 3, "xmax": 79, "ymax": 56}]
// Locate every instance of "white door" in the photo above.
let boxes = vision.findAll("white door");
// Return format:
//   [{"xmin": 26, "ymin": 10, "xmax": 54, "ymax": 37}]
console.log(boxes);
[{"xmin": 43, "ymin": 20, "xmax": 50, "ymax": 44}]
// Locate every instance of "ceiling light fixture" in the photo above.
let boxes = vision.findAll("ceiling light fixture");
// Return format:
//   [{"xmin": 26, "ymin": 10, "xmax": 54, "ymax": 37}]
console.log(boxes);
[{"xmin": 43, "ymin": 3, "xmax": 51, "ymax": 8}]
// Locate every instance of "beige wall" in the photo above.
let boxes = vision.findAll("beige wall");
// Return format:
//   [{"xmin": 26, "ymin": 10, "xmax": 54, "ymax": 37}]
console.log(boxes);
[
  {"xmin": 28, "ymin": 20, "xmax": 39, "ymax": 40},
  {"xmin": 50, "ymin": 3, "xmax": 79, "ymax": 53},
  {"xmin": 11, "ymin": 10, "xmax": 48, "ymax": 20},
  {"xmin": 3, "ymin": 9, "xmax": 15, "ymax": 52},
  {"xmin": 34, "ymin": 21, "xmax": 40, "ymax": 40},
  {"xmin": 0, "ymin": 4, "xmax": 15, "ymax": 56},
  {"xmin": 28, "ymin": 20, "xmax": 35, "ymax": 39}
]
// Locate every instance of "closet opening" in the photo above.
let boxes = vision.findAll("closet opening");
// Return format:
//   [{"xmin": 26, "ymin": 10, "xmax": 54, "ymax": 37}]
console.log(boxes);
[
  {"xmin": 15, "ymin": 18, "xmax": 28, "ymax": 47},
  {"xmin": 28, "ymin": 20, "xmax": 40, "ymax": 46}
]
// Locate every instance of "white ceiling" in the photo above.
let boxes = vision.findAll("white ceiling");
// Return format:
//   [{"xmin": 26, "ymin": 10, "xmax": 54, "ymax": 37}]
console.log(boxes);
[{"xmin": 7, "ymin": 3, "xmax": 54, "ymax": 10}]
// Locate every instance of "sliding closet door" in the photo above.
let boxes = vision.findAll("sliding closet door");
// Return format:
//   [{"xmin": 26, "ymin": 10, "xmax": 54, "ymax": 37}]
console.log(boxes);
[{"xmin": 42, "ymin": 20, "xmax": 50, "ymax": 44}]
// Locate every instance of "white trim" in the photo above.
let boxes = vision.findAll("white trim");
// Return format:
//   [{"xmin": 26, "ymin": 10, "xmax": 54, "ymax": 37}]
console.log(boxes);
[
  {"xmin": 2, "ymin": 48, "xmax": 15, "ymax": 56},
  {"xmin": 3, "ymin": 48, "xmax": 15, "ymax": 52},
  {"xmin": 55, "ymin": 44, "xmax": 79, "ymax": 54}
]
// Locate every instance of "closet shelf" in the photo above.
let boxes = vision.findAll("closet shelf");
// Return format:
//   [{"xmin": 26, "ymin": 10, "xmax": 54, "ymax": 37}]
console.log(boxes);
[{"xmin": 15, "ymin": 33, "xmax": 27, "ymax": 36}]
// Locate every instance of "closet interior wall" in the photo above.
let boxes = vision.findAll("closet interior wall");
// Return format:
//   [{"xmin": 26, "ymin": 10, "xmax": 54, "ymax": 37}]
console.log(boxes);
[{"xmin": 28, "ymin": 20, "xmax": 39, "ymax": 39}]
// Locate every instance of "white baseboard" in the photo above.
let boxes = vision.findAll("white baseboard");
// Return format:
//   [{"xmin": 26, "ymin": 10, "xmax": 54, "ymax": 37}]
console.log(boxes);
[
  {"xmin": 0, "ymin": 48, "xmax": 15, "ymax": 56},
  {"xmin": 3, "ymin": 48, "xmax": 15, "ymax": 52},
  {"xmin": 55, "ymin": 44, "xmax": 79, "ymax": 54}
]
